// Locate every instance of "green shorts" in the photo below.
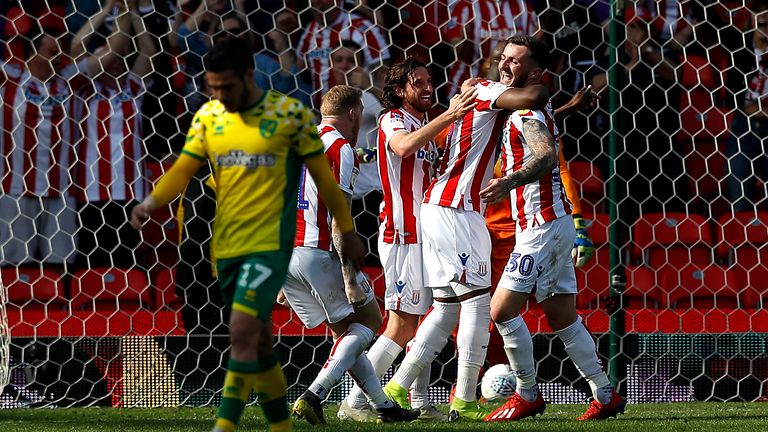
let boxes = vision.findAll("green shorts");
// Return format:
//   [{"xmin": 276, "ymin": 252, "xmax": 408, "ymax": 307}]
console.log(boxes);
[{"xmin": 216, "ymin": 250, "xmax": 292, "ymax": 321}]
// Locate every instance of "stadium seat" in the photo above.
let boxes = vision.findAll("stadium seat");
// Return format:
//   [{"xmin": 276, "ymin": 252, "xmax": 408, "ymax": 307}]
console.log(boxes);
[
  {"xmin": 631, "ymin": 212, "xmax": 714, "ymax": 270},
  {"xmin": 1, "ymin": 266, "xmax": 67, "ymax": 312},
  {"xmin": 659, "ymin": 264, "xmax": 755, "ymax": 310},
  {"xmin": 150, "ymin": 267, "xmax": 182, "ymax": 310},
  {"xmin": 139, "ymin": 202, "xmax": 179, "ymax": 250},
  {"xmin": 624, "ymin": 266, "xmax": 661, "ymax": 309},
  {"xmin": 70, "ymin": 267, "xmax": 153, "ymax": 312},
  {"xmin": 576, "ymin": 213, "xmax": 610, "ymax": 309},
  {"xmin": 567, "ymin": 160, "xmax": 605, "ymax": 215},
  {"xmin": 716, "ymin": 212, "xmax": 768, "ymax": 307}
]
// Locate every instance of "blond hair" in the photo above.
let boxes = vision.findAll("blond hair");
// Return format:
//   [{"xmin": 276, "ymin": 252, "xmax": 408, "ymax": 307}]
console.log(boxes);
[{"xmin": 320, "ymin": 85, "xmax": 363, "ymax": 117}]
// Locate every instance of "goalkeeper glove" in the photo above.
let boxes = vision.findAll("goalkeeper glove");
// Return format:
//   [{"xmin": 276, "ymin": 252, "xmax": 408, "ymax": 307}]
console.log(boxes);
[
  {"xmin": 572, "ymin": 215, "xmax": 595, "ymax": 268},
  {"xmin": 355, "ymin": 147, "xmax": 377, "ymax": 163}
]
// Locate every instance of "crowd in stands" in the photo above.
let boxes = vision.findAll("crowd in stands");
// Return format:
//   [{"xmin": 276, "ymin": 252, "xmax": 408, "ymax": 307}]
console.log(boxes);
[{"xmin": 0, "ymin": 0, "xmax": 767, "ymax": 331}]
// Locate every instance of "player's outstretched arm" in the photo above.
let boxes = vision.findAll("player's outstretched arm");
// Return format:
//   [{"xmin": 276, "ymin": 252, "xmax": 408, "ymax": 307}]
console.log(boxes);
[
  {"xmin": 479, "ymin": 118, "xmax": 557, "ymax": 204},
  {"xmin": 554, "ymin": 85, "xmax": 599, "ymax": 122},
  {"xmin": 494, "ymin": 84, "xmax": 549, "ymax": 111},
  {"xmin": 131, "ymin": 153, "xmax": 203, "ymax": 229},
  {"xmin": 304, "ymin": 154, "xmax": 366, "ymax": 271},
  {"xmin": 389, "ymin": 86, "xmax": 477, "ymax": 157}
]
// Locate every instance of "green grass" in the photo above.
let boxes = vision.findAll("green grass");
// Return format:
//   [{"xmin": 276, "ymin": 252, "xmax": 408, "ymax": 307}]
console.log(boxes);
[{"xmin": 1, "ymin": 402, "xmax": 767, "ymax": 431}]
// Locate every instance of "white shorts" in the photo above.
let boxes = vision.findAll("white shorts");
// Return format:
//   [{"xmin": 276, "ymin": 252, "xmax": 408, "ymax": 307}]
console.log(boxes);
[
  {"xmin": 283, "ymin": 246, "xmax": 375, "ymax": 329},
  {"xmin": 498, "ymin": 216, "xmax": 578, "ymax": 303},
  {"xmin": 0, "ymin": 195, "xmax": 77, "ymax": 265},
  {"xmin": 378, "ymin": 239, "xmax": 431, "ymax": 315},
  {"xmin": 421, "ymin": 203, "xmax": 492, "ymax": 289}
]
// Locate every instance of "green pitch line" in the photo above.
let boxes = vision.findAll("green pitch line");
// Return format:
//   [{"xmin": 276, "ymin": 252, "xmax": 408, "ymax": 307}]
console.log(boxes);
[{"xmin": 1, "ymin": 402, "xmax": 767, "ymax": 431}]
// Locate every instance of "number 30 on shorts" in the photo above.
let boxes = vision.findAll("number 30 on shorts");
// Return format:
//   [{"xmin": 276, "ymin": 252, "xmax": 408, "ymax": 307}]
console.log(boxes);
[{"xmin": 506, "ymin": 253, "xmax": 535, "ymax": 276}]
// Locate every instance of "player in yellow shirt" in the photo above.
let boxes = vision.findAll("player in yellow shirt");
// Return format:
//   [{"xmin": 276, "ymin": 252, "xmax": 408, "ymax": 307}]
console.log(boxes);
[{"xmin": 131, "ymin": 36, "xmax": 364, "ymax": 432}]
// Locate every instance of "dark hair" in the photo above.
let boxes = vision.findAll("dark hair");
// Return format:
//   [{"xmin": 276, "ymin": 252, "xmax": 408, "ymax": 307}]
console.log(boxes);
[
  {"xmin": 336, "ymin": 39, "xmax": 365, "ymax": 65},
  {"xmin": 381, "ymin": 57, "xmax": 428, "ymax": 110},
  {"xmin": 204, "ymin": 35, "xmax": 254, "ymax": 76},
  {"xmin": 505, "ymin": 34, "xmax": 551, "ymax": 70}
]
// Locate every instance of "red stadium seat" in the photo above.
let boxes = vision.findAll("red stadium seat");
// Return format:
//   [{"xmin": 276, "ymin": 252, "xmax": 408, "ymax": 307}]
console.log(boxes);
[
  {"xmin": 151, "ymin": 267, "xmax": 182, "ymax": 310},
  {"xmin": 682, "ymin": 141, "xmax": 729, "ymax": 217},
  {"xmin": 624, "ymin": 266, "xmax": 661, "ymax": 309},
  {"xmin": 659, "ymin": 265, "xmax": 755, "ymax": 309},
  {"xmin": 576, "ymin": 213, "xmax": 610, "ymax": 309},
  {"xmin": 139, "ymin": 202, "xmax": 180, "ymax": 250},
  {"xmin": 2, "ymin": 266, "xmax": 67, "ymax": 312},
  {"xmin": 70, "ymin": 267, "xmax": 153, "ymax": 312},
  {"xmin": 631, "ymin": 212, "xmax": 714, "ymax": 270},
  {"xmin": 567, "ymin": 160, "xmax": 605, "ymax": 215},
  {"xmin": 716, "ymin": 212, "xmax": 768, "ymax": 306}
]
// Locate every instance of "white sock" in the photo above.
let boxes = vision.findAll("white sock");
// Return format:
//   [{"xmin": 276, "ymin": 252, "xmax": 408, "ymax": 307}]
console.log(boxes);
[
  {"xmin": 410, "ymin": 362, "xmax": 431, "ymax": 408},
  {"xmin": 309, "ymin": 322, "xmax": 374, "ymax": 399},
  {"xmin": 555, "ymin": 316, "xmax": 612, "ymax": 403},
  {"xmin": 347, "ymin": 335, "xmax": 402, "ymax": 409},
  {"xmin": 348, "ymin": 351, "xmax": 394, "ymax": 409},
  {"xmin": 496, "ymin": 314, "xmax": 538, "ymax": 401},
  {"xmin": 391, "ymin": 302, "xmax": 460, "ymax": 390},
  {"xmin": 455, "ymin": 292, "xmax": 491, "ymax": 402}
]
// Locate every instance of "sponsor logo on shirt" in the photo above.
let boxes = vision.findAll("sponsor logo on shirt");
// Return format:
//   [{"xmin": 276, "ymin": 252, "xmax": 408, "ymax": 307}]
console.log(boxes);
[
  {"xmin": 307, "ymin": 47, "xmax": 332, "ymax": 60},
  {"xmin": 215, "ymin": 150, "xmax": 276, "ymax": 169}
]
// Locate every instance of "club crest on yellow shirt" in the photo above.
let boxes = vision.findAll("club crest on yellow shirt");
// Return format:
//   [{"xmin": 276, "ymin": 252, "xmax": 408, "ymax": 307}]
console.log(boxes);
[{"xmin": 260, "ymin": 119, "xmax": 278, "ymax": 138}]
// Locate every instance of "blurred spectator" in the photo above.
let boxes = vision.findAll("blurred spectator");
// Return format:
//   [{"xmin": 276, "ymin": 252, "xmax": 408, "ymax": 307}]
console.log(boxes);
[
  {"xmin": 726, "ymin": 2, "xmax": 768, "ymax": 212},
  {"xmin": 636, "ymin": 0, "xmax": 694, "ymax": 51},
  {"xmin": 70, "ymin": 0, "xmax": 155, "ymax": 269},
  {"xmin": 250, "ymin": 10, "xmax": 312, "ymax": 107},
  {"xmin": 296, "ymin": 0, "xmax": 390, "ymax": 110},
  {"xmin": 592, "ymin": 6, "xmax": 683, "ymax": 222},
  {"xmin": 0, "ymin": 23, "xmax": 86, "ymax": 268},
  {"xmin": 4, "ymin": 2, "xmax": 67, "ymax": 63},
  {"xmin": 542, "ymin": 0, "xmax": 607, "ymax": 161},
  {"xmin": 330, "ymin": 39, "xmax": 384, "ymax": 265},
  {"xmin": 170, "ymin": 0, "xmax": 231, "ymax": 111},
  {"xmin": 442, "ymin": 0, "xmax": 539, "ymax": 98}
]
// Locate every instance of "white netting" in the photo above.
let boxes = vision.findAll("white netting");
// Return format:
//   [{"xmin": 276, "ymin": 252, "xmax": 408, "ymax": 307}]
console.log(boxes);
[{"xmin": 0, "ymin": 0, "xmax": 767, "ymax": 408}]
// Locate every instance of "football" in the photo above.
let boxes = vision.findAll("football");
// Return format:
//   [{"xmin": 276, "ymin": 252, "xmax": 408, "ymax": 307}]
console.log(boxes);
[{"xmin": 481, "ymin": 363, "xmax": 516, "ymax": 402}]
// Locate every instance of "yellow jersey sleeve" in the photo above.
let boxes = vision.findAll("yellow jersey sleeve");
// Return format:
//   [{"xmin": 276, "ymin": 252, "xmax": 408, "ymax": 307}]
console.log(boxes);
[
  {"xmin": 181, "ymin": 106, "xmax": 210, "ymax": 161},
  {"xmin": 291, "ymin": 103, "xmax": 324, "ymax": 159}
]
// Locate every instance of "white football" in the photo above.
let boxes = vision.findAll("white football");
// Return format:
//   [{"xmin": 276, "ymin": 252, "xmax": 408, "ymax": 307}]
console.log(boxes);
[{"xmin": 481, "ymin": 363, "xmax": 516, "ymax": 402}]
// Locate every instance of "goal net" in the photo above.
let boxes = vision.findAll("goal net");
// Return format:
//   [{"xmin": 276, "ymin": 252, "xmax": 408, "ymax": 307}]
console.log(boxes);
[{"xmin": 1, "ymin": 0, "xmax": 766, "ymax": 408}]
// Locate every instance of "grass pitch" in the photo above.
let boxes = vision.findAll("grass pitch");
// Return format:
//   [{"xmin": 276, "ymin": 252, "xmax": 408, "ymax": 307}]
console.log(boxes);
[{"xmin": 1, "ymin": 402, "xmax": 767, "ymax": 431}]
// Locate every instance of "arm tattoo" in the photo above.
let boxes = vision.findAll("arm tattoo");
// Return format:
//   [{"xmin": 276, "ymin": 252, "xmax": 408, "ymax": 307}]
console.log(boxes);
[
  {"xmin": 331, "ymin": 192, "xmax": 357, "ymax": 284},
  {"xmin": 500, "ymin": 118, "xmax": 557, "ymax": 192}
]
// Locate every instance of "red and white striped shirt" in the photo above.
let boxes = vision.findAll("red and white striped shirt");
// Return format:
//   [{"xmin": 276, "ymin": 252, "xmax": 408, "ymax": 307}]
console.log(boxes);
[
  {"xmin": 75, "ymin": 73, "xmax": 148, "ymax": 202},
  {"xmin": 296, "ymin": 10, "xmax": 390, "ymax": 109},
  {"xmin": 0, "ymin": 63, "xmax": 82, "ymax": 197},
  {"xmin": 642, "ymin": 0, "xmax": 692, "ymax": 42},
  {"xmin": 443, "ymin": 0, "xmax": 538, "ymax": 97},
  {"xmin": 378, "ymin": 109, "xmax": 437, "ymax": 244},
  {"xmin": 424, "ymin": 79, "xmax": 508, "ymax": 215},
  {"xmin": 500, "ymin": 104, "xmax": 571, "ymax": 231},
  {"xmin": 295, "ymin": 124, "xmax": 359, "ymax": 251}
]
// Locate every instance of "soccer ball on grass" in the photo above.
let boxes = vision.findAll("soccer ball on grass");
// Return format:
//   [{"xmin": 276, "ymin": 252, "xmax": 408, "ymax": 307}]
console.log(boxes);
[{"xmin": 480, "ymin": 363, "xmax": 516, "ymax": 402}]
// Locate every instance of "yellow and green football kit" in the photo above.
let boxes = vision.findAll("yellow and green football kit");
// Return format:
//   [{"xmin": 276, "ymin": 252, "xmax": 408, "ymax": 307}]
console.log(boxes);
[{"xmin": 180, "ymin": 90, "xmax": 323, "ymax": 319}]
